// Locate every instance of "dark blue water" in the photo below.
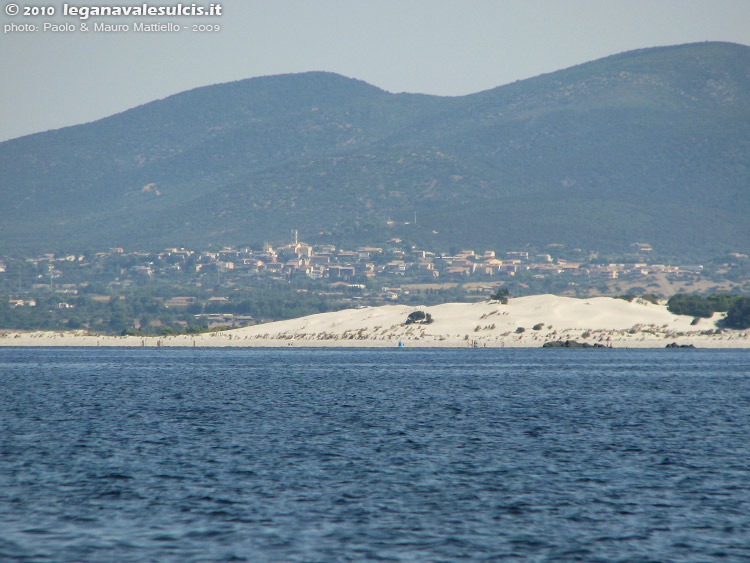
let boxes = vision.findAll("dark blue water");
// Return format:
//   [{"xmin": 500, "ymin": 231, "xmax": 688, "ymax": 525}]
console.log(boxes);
[{"xmin": 1, "ymin": 347, "xmax": 749, "ymax": 562}]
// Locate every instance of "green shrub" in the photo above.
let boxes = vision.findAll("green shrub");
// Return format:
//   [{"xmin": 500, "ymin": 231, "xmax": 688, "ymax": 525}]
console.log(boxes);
[
  {"xmin": 706, "ymin": 293, "xmax": 741, "ymax": 312},
  {"xmin": 667, "ymin": 294, "xmax": 713, "ymax": 318},
  {"xmin": 668, "ymin": 293, "xmax": 744, "ymax": 319},
  {"xmin": 724, "ymin": 297, "xmax": 750, "ymax": 329},
  {"xmin": 491, "ymin": 288, "xmax": 509, "ymax": 304},
  {"xmin": 405, "ymin": 310, "xmax": 432, "ymax": 325}
]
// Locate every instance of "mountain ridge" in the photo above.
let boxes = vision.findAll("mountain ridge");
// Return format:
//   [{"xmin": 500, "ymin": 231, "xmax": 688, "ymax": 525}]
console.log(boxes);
[{"xmin": 1, "ymin": 41, "xmax": 748, "ymax": 257}]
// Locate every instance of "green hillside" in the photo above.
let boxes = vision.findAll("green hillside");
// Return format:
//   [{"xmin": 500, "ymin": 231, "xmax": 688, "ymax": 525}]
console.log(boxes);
[{"xmin": 1, "ymin": 42, "xmax": 748, "ymax": 258}]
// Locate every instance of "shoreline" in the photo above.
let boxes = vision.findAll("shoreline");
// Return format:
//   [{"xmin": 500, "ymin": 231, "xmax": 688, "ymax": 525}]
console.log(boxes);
[{"xmin": 2, "ymin": 295, "xmax": 748, "ymax": 348}]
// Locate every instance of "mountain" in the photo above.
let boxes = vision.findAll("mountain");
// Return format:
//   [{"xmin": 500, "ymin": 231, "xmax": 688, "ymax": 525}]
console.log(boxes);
[{"xmin": 1, "ymin": 42, "xmax": 749, "ymax": 258}]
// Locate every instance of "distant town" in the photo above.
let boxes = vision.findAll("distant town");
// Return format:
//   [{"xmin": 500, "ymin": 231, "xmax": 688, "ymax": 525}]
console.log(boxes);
[{"xmin": 1, "ymin": 234, "xmax": 748, "ymax": 334}]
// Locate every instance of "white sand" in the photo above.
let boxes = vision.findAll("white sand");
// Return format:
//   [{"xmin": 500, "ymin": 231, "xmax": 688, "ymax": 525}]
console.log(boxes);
[{"xmin": 1, "ymin": 295, "xmax": 748, "ymax": 348}]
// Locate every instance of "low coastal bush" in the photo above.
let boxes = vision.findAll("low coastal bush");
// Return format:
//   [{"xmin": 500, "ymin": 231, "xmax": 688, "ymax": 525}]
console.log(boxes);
[
  {"xmin": 667, "ymin": 294, "xmax": 714, "ymax": 317},
  {"xmin": 667, "ymin": 293, "xmax": 744, "ymax": 318},
  {"xmin": 490, "ymin": 288, "xmax": 509, "ymax": 304},
  {"xmin": 617, "ymin": 294, "xmax": 660, "ymax": 305},
  {"xmin": 707, "ymin": 293, "xmax": 742, "ymax": 312},
  {"xmin": 405, "ymin": 310, "xmax": 432, "ymax": 325},
  {"xmin": 724, "ymin": 297, "xmax": 750, "ymax": 329}
]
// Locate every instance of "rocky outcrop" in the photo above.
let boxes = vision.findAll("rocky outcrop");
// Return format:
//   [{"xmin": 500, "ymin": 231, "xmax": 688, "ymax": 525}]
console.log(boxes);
[{"xmin": 542, "ymin": 340, "xmax": 607, "ymax": 348}]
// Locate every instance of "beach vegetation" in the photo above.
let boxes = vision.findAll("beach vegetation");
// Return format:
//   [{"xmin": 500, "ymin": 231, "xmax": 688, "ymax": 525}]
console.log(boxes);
[
  {"xmin": 723, "ymin": 297, "xmax": 750, "ymax": 329},
  {"xmin": 667, "ymin": 293, "xmax": 743, "ymax": 318},
  {"xmin": 405, "ymin": 310, "xmax": 432, "ymax": 325},
  {"xmin": 490, "ymin": 288, "xmax": 509, "ymax": 304},
  {"xmin": 667, "ymin": 294, "xmax": 715, "ymax": 318},
  {"xmin": 618, "ymin": 293, "xmax": 661, "ymax": 305},
  {"xmin": 706, "ymin": 293, "xmax": 742, "ymax": 312}
]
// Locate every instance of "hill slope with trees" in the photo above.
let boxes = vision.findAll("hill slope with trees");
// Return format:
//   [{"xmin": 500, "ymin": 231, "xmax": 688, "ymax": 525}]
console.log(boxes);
[{"xmin": 1, "ymin": 42, "xmax": 748, "ymax": 258}]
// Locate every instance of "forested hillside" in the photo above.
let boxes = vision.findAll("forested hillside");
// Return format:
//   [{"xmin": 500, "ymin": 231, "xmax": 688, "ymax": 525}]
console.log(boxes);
[{"xmin": 1, "ymin": 42, "xmax": 748, "ymax": 258}]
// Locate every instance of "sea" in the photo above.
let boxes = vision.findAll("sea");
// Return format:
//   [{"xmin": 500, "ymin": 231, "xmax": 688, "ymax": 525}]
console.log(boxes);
[{"xmin": 1, "ymin": 347, "xmax": 749, "ymax": 562}]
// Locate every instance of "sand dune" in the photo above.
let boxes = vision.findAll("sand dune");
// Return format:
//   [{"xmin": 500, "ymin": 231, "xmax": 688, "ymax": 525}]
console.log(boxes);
[{"xmin": 1, "ymin": 295, "xmax": 748, "ymax": 348}]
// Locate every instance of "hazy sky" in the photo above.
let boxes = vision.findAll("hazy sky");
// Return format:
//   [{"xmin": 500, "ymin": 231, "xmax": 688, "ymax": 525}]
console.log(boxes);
[{"xmin": 1, "ymin": 0, "xmax": 749, "ymax": 142}]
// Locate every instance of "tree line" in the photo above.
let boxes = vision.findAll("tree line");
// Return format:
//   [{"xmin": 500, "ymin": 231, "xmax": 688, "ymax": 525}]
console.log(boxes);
[{"xmin": 667, "ymin": 293, "xmax": 750, "ymax": 329}]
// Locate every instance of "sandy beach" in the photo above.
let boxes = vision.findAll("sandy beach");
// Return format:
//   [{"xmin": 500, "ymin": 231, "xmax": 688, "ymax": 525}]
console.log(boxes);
[{"xmin": 1, "ymin": 295, "xmax": 748, "ymax": 348}]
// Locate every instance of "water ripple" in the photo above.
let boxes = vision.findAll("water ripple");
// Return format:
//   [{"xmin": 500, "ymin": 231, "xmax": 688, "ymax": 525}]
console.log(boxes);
[{"xmin": 1, "ymin": 347, "xmax": 749, "ymax": 561}]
